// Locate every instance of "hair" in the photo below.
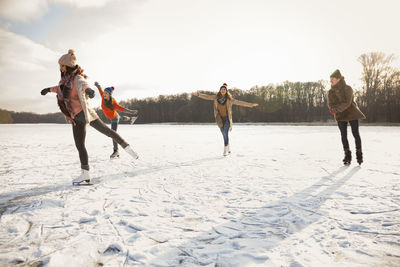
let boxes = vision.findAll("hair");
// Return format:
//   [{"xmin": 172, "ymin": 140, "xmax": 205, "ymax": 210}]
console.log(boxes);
[
  {"xmin": 64, "ymin": 64, "xmax": 87, "ymax": 79},
  {"xmin": 217, "ymin": 91, "xmax": 232, "ymax": 100},
  {"xmin": 104, "ymin": 96, "xmax": 115, "ymax": 111}
]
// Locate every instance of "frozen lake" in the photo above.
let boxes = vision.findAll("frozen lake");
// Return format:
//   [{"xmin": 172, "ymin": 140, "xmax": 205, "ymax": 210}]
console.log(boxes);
[{"xmin": 0, "ymin": 124, "xmax": 399, "ymax": 266}]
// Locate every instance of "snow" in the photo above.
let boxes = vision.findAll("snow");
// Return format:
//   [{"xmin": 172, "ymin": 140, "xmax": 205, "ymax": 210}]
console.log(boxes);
[{"xmin": 0, "ymin": 123, "xmax": 399, "ymax": 266}]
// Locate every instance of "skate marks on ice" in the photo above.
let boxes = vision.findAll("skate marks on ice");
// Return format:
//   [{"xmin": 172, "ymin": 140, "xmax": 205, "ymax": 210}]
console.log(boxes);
[
  {"xmin": 153, "ymin": 164, "xmax": 400, "ymax": 266},
  {"xmin": 0, "ymin": 156, "xmax": 229, "ymax": 266},
  {"xmin": 0, "ymin": 183, "xmax": 72, "ymax": 217},
  {"xmin": 1, "ymin": 163, "xmax": 399, "ymax": 266},
  {"xmin": 0, "ymin": 156, "xmax": 222, "ymax": 218},
  {"xmin": 0, "ymin": 187, "xmax": 131, "ymax": 266},
  {"xmin": 147, "ymin": 165, "xmax": 360, "ymax": 266},
  {"xmin": 1, "ymin": 125, "xmax": 400, "ymax": 266},
  {"xmin": 0, "ymin": 157, "xmax": 107, "ymax": 217}
]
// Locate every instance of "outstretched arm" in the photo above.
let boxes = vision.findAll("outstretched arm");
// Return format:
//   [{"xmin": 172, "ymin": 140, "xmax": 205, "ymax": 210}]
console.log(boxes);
[
  {"xmin": 231, "ymin": 98, "xmax": 258, "ymax": 108},
  {"xmin": 94, "ymin": 81, "xmax": 104, "ymax": 97},
  {"xmin": 124, "ymin": 108, "xmax": 139, "ymax": 116},
  {"xmin": 192, "ymin": 92, "xmax": 216, "ymax": 101},
  {"xmin": 40, "ymin": 86, "xmax": 58, "ymax": 95},
  {"xmin": 114, "ymin": 102, "xmax": 125, "ymax": 112},
  {"xmin": 112, "ymin": 100, "xmax": 138, "ymax": 115}
]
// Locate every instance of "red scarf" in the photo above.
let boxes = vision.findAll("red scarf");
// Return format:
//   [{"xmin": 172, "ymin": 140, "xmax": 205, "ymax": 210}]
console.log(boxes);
[{"xmin": 57, "ymin": 69, "xmax": 78, "ymax": 120}]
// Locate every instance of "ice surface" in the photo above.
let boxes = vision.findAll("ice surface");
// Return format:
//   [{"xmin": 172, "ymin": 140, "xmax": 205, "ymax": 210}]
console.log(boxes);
[{"xmin": 0, "ymin": 124, "xmax": 399, "ymax": 266}]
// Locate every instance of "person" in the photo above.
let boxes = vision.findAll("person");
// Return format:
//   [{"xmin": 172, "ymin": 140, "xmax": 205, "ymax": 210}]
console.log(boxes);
[
  {"xmin": 328, "ymin": 69, "xmax": 366, "ymax": 165},
  {"xmin": 192, "ymin": 83, "xmax": 259, "ymax": 156},
  {"xmin": 40, "ymin": 49, "xmax": 139, "ymax": 185},
  {"xmin": 94, "ymin": 82, "xmax": 138, "ymax": 159}
]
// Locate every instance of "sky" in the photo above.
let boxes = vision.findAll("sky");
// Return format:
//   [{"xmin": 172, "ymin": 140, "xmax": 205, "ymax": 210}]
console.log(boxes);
[{"xmin": 1, "ymin": 0, "xmax": 400, "ymax": 114}]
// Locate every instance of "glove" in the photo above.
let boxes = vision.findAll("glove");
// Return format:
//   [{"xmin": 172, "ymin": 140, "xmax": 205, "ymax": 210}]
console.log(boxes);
[
  {"xmin": 85, "ymin": 88, "xmax": 95, "ymax": 98},
  {"xmin": 94, "ymin": 81, "xmax": 101, "ymax": 89},
  {"xmin": 41, "ymin": 88, "xmax": 50, "ymax": 95},
  {"xmin": 329, "ymin": 108, "xmax": 334, "ymax": 115},
  {"xmin": 125, "ymin": 108, "xmax": 138, "ymax": 116}
]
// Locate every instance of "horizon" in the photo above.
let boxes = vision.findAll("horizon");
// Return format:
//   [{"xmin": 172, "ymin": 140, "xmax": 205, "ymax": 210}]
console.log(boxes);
[
  {"xmin": 1, "ymin": 0, "xmax": 400, "ymax": 113},
  {"xmin": 2, "ymin": 79, "xmax": 329, "ymax": 115}
]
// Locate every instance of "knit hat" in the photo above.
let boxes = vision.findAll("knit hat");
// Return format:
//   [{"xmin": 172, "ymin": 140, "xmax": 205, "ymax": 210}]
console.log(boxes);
[
  {"xmin": 220, "ymin": 83, "xmax": 228, "ymax": 90},
  {"xmin": 330, "ymin": 69, "xmax": 342, "ymax": 79},
  {"xmin": 58, "ymin": 49, "xmax": 77, "ymax": 68},
  {"xmin": 104, "ymin": 86, "xmax": 114, "ymax": 95}
]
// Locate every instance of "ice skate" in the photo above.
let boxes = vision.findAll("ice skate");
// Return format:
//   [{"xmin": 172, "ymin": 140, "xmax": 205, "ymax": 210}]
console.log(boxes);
[
  {"xmin": 72, "ymin": 169, "xmax": 91, "ymax": 185},
  {"xmin": 356, "ymin": 149, "xmax": 363, "ymax": 165},
  {"xmin": 110, "ymin": 150, "xmax": 120, "ymax": 159},
  {"xmin": 122, "ymin": 115, "xmax": 138, "ymax": 125},
  {"xmin": 223, "ymin": 145, "xmax": 230, "ymax": 156},
  {"xmin": 129, "ymin": 116, "xmax": 138, "ymax": 124},
  {"xmin": 343, "ymin": 150, "xmax": 351, "ymax": 165},
  {"xmin": 124, "ymin": 145, "xmax": 139, "ymax": 160}
]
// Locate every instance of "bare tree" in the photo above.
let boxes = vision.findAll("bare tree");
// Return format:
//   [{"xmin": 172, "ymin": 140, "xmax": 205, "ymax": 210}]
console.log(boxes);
[{"xmin": 358, "ymin": 52, "xmax": 400, "ymax": 122}]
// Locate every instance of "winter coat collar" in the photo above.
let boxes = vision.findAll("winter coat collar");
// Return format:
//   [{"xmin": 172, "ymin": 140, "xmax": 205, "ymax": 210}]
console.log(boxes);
[{"xmin": 331, "ymin": 78, "xmax": 346, "ymax": 90}]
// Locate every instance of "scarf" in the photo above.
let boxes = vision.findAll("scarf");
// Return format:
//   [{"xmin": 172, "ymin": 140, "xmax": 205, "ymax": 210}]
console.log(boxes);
[
  {"xmin": 217, "ymin": 94, "xmax": 227, "ymax": 105},
  {"xmin": 56, "ymin": 70, "xmax": 77, "ymax": 119}
]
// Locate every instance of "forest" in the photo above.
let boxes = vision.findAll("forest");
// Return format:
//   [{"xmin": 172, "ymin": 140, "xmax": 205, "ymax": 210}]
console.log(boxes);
[{"xmin": 2, "ymin": 52, "xmax": 399, "ymax": 124}]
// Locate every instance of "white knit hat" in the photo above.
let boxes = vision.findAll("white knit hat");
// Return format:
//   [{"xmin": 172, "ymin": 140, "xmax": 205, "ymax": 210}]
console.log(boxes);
[{"xmin": 58, "ymin": 49, "xmax": 77, "ymax": 67}]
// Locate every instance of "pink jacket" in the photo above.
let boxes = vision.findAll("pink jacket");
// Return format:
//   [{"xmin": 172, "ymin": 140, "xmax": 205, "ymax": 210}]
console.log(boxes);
[{"xmin": 50, "ymin": 75, "xmax": 98, "ymax": 123}]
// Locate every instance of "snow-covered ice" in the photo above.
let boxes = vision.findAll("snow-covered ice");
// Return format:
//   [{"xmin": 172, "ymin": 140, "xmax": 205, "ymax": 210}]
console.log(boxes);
[{"xmin": 0, "ymin": 124, "xmax": 399, "ymax": 266}]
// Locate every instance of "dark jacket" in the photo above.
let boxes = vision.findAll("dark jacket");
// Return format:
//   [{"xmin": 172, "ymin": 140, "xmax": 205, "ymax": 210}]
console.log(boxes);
[{"xmin": 328, "ymin": 79, "xmax": 366, "ymax": 122}]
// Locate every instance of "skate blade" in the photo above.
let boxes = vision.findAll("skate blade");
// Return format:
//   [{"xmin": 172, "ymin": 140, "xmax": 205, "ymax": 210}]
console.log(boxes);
[
  {"xmin": 130, "ymin": 116, "xmax": 138, "ymax": 124},
  {"xmin": 73, "ymin": 180, "xmax": 93, "ymax": 186}
]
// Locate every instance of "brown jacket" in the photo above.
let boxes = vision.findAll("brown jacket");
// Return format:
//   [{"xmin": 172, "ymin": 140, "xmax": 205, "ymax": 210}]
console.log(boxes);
[
  {"xmin": 196, "ymin": 93, "xmax": 255, "ymax": 131},
  {"xmin": 328, "ymin": 79, "xmax": 366, "ymax": 122}
]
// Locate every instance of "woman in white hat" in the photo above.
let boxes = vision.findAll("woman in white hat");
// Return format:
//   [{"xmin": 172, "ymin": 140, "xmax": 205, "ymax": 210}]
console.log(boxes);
[{"xmin": 41, "ymin": 49, "xmax": 139, "ymax": 185}]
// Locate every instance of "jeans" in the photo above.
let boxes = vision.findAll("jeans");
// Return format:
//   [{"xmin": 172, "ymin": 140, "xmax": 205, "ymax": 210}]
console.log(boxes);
[
  {"xmin": 220, "ymin": 116, "xmax": 230, "ymax": 146},
  {"xmin": 111, "ymin": 114, "xmax": 120, "ymax": 152},
  {"xmin": 72, "ymin": 112, "xmax": 128, "ymax": 170},
  {"xmin": 337, "ymin": 120, "xmax": 362, "ymax": 151}
]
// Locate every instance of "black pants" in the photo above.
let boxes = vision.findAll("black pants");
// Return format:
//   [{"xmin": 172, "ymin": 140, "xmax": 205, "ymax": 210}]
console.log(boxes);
[
  {"xmin": 337, "ymin": 120, "xmax": 362, "ymax": 151},
  {"xmin": 72, "ymin": 113, "xmax": 128, "ymax": 170}
]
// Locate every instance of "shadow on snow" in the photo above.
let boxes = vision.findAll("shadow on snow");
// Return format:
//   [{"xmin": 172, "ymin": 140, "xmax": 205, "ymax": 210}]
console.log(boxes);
[{"xmin": 150, "ymin": 165, "xmax": 360, "ymax": 266}]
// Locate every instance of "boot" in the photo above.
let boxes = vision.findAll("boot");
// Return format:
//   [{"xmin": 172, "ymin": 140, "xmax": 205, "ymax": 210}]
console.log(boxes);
[
  {"xmin": 72, "ymin": 169, "xmax": 90, "ymax": 184},
  {"xmin": 223, "ymin": 145, "xmax": 229, "ymax": 156},
  {"xmin": 124, "ymin": 145, "xmax": 139, "ymax": 160},
  {"xmin": 343, "ymin": 150, "xmax": 351, "ymax": 165},
  {"xmin": 227, "ymin": 144, "xmax": 231, "ymax": 154},
  {"xmin": 356, "ymin": 149, "xmax": 363, "ymax": 165},
  {"xmin": 110, "ymin": 150, "xmax": 120, "ymax": 159},
  {"xmin": 122, "ymin": 116, "xmax": 138, "ymax": 124},
  {"xmin": 130, "ymin": 116, "xmax": 138, "ymax": 124}
]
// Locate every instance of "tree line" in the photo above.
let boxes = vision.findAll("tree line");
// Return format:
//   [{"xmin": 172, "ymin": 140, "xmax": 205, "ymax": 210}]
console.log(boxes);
[{"xmin": 1, "ymin": 52, "xmax": 399, "ymax": 124}]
